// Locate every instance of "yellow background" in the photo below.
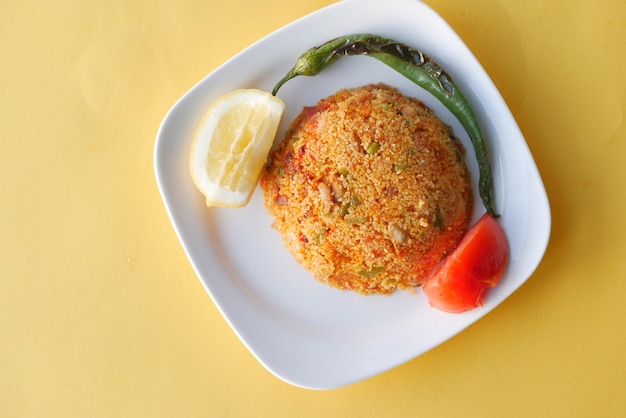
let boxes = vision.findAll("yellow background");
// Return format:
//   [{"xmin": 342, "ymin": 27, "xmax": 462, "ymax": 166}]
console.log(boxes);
[{"xmin": 2, "ymin": 0, "xmax": 625, "ymax": 416}]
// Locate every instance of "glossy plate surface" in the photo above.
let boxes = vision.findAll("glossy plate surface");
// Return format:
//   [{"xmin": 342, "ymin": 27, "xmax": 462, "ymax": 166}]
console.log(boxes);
[{"xmin": 154, "ymin": 0, "xmax": 551, "ymax": 389}]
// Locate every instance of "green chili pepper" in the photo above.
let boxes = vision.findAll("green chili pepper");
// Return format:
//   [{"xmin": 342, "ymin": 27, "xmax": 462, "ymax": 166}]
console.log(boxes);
[
  {"xmin": 393, "ymin": 162, "xmax": 408, "ymax": 174},
  {"xmin": 272, "ymin": 33, "xmax": 498, "ymax": 216},
  {"xmin": 340, "ymin": 202, "xmax": 350, "ymax": 217},
  {"xmin": 358, "ymin": 266, "xmax": 384, "ymax": 278},
  {"xmin": 350, "ymin": 193, "xmax": 361, "ymax": 206},
  {"xmin": 366, "ymin": 141, "xmax": 380, "ymax": 155}
]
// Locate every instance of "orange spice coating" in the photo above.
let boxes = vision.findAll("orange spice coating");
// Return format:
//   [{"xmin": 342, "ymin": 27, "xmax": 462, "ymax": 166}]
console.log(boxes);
[{"xmin": 261, "ymin": 83, "xmax": 473, "ymax": 294}]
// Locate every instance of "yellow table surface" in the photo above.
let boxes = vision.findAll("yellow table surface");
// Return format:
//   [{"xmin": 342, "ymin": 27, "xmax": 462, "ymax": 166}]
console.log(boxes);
[{"xmin": 2, "ymin": 0, "xmax": 625, "ymax": 416}]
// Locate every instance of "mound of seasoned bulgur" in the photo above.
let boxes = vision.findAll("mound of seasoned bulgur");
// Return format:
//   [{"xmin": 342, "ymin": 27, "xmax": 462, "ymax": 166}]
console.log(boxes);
[{"xmin": 261, "ymin": 83, "xmax": 473, "ymax": 294}]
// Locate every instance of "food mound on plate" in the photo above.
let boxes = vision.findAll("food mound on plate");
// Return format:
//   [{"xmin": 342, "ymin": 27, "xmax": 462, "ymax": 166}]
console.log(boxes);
[{"xmin": 261, "ymin": 83, "xmax": 473, "ymax": 294}]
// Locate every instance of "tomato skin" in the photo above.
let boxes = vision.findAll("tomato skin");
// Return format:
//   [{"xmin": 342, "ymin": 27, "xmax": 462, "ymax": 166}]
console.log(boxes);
[{"xmin": 423, "ymin": 213, "xmax": 509, "ymax": 313}]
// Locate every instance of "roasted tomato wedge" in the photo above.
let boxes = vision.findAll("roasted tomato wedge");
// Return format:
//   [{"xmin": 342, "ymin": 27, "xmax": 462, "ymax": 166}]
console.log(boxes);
[{"xmin": 423, "ymin": 213, "xmax": 509, "ymax": 313}]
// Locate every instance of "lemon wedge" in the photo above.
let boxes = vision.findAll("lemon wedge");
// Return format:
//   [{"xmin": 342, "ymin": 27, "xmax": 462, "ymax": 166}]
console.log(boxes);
[{"xmin": 189, "ymin": 89, "xmax": 285, "ymax": 207}]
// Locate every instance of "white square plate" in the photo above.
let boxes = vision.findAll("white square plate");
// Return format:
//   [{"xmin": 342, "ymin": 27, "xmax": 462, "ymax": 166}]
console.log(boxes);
[{"xmin": 154, "ymin": 0, "xmax": 551, "ymax": 389}]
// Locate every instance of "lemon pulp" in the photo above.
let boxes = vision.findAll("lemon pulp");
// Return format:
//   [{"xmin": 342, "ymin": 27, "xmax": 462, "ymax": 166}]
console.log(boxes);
[{"xmin": 189, "ymin": 89, "xmax": 285, "ymax": 207}]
